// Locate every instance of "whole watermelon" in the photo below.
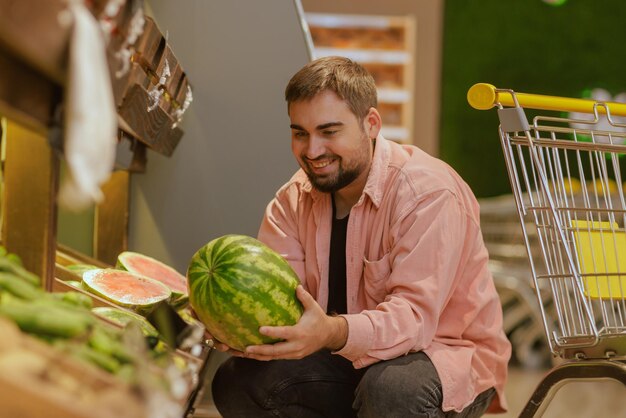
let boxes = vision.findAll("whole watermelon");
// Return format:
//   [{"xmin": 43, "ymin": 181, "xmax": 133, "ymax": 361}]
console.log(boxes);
[{"xmin": 187, "ymin": 235, "xmax": 303, "ymax": 351}]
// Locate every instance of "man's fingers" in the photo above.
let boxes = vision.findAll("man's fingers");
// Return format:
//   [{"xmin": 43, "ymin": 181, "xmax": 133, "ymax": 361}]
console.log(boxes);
[
  {"xmin": 258, "ymin": 325, "xmax": 290, "ymax": 339},
  {"xmin": 245, "ymin": 343, "xmax": 277, "ymax": 356},
  {"xmin": 296, "ymin": 285, "xmax": 316, "ymax": 310},
  {"xmin": 214, "ymin": 342, "xmax": 230, "ymax": 352},
  {"xmin": 245, "ymin": 341, "xmax": 299, "ymax": 358}
]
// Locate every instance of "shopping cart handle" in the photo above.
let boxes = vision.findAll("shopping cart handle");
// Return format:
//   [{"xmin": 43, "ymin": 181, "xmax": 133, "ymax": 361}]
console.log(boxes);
[
  {"xmin": 467, "ymin": 83, "xmax": 499, "ymax": 110},
  {"xmin": 467, "ymin": 82, "xmax": 626, "ymax": 116}
]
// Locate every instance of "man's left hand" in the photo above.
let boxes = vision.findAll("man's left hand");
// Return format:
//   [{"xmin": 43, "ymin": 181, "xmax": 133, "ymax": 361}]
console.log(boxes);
[{"xmin": 243, "ymin": 285, "xmax": 348, "ymax": 361}]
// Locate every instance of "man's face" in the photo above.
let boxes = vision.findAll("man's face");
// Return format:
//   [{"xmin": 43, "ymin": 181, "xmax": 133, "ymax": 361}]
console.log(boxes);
[{"xmin": 288, "ymin": 90, "xmax": 373, "ymax": 194}]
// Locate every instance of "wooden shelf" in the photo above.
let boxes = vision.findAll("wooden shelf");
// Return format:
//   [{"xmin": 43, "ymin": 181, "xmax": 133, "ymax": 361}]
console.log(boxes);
[{"xmin": 305, "ymin": 12, "xmax": 415, "ymax": 144}]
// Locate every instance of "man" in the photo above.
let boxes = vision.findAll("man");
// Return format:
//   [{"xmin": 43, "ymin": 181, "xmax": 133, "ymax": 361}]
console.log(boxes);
[{"xmin": 212, "ymin": 56, "xmax": 511, "ymax": 417}]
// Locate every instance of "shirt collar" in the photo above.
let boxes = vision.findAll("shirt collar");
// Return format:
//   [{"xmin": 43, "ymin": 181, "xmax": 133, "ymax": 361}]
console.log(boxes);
[{"xmin": 361, "ymin": 134, "xmax": 390, "ymax": 208}]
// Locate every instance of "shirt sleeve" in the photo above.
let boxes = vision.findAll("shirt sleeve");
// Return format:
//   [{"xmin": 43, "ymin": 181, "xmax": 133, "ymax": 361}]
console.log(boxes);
[{"xmin": 335, "ymin": 189, "xmax": 474, "ymax": 368}]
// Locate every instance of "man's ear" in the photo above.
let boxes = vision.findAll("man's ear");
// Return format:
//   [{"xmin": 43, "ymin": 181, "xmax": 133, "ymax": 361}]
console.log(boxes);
[{"xmin": 364, "ymin": 107, "xmax": 382, "ymax": 139}]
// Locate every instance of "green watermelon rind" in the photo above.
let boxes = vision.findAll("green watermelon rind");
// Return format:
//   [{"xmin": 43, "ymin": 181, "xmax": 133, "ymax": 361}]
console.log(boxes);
[
  {"xmin": 82, "ymin": 268, "xmax": 171, "ymax": 314},
  {"xmin": 170, "ymin": 294, "xmax": 189, "ymax": 310},
  {"xmin": 91, "ymin": 306, "xmax": 159, "ymax": 337},
  {"xmin": 117, "ymin": 252, "xmax": 188, "ymax": 300},
  {"xmin": 66, "ymin": 264, "xmax": 100, "ymax": 278},
  {"xmin": 65, "ymin": 280, "xmax": 84, "ymax": 290},
  {"xmin": 187, "ymin": 234, "xmax": 304, "ymax": 352}
]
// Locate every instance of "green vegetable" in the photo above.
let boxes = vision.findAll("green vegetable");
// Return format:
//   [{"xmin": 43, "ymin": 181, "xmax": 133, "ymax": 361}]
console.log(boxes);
[
  {"xmin": 0, "ymin": 257, "xmax": 41, "ymax": 287},
  {"xmin": 0, "ymin": 272, "xmax": 44, "ymax": 300},
  {"xmin": 87, "ymin": 326, "xmax": 134, "ymax": 363},
  {"xmin": 0, "ymin": 298, "xmax": 93, "ymax": 338},
  {"xmin": 50, "ymin": 290, "xmax": 94, "ymax": 309},
  {"xmin": 70, "ymin": 343, "xmax": 122, "ymax": 374}
]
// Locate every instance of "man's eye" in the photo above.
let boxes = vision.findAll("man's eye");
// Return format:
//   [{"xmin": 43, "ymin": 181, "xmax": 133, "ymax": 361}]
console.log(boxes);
[
  {"xmin": 323, "ymin": 130, "xmax": 337, "ymax": 136},
  {"xmin": 293, "ymin": 131, "xmax": 307, "ymax": 138}
]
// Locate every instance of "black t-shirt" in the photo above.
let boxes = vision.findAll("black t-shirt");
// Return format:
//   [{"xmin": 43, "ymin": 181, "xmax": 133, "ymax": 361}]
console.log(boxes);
[{"xmin": 327, "ymin": 197, "xmax": 348, "ymax": 315}]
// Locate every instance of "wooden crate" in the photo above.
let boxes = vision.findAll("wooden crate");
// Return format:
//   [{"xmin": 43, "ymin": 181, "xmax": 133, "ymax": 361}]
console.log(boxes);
[
  {"xmin": 113, "ymin": 16, "xmax": 188, "ymax": 157},
  {"xmin": 0, "ymin": 0, "xmax": 191, "ymax": 157}
]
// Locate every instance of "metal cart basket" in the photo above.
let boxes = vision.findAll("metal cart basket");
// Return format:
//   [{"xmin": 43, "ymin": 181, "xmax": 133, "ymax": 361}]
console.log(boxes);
[{"xmin": 468, "ymin": 83, "xmax": 626, "ymax": 417}]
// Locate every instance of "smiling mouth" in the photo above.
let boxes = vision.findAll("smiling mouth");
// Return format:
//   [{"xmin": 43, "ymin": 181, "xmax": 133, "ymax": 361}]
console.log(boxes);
[{"xmin": 310, "ymin": 160, "xmax": 333, "ymax": 169}]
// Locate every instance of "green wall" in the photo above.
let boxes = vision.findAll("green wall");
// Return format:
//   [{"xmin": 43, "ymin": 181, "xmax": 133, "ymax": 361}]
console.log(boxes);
[{"xmin": 440, "ymin": 0, "xmax": 626, "ymax": 197}]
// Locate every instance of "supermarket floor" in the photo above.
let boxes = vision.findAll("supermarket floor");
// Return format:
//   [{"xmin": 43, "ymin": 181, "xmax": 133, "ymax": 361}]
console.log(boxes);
[
  {"xmin": 191, "ymin": 364, "xmax": 626, "ymax": 418},
  {"xmin": 497, "ymin": 366, "xmax": 626, "ymax": 418}
]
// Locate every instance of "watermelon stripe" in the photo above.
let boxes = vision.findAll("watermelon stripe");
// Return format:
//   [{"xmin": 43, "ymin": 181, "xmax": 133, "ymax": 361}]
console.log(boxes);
[
  {"xmin": 211, "ymin": 271, "xmax": 297, "ymax": 327},
  {"xmin": 210, "ymin": 279, "xmax": 276, "ymax": 341},
  {"xmin": 210, "ymin": 265, "xmax": 299, "ymax": 323},
  {"xmin": 195, "ymin": 272, "xmax": 275, "ymax": 346}
]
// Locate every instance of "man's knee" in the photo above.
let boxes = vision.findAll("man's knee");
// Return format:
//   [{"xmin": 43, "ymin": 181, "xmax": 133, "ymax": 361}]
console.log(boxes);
[
  {"xmin": 212, "ymin": 352, "xmax": 361, "ymax": 418},
  {"xmin": 211, "ymin": 357, "xmax": 270, "ymax": 416},
  {"xmin": 211, "ymin": 357, "xmax": 242, "ymax": 411},
  {"xmin": 354, "ymin": 352, "xmax": 444, "ymax": 418}
]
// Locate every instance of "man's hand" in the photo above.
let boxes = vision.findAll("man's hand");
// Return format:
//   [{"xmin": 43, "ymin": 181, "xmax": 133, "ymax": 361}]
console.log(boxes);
[
  {"xmin": 243, "ymin": 285, "xmax": 348, "ymax": 361},
  {"xmin": 196, "ymin": 312, "xmax": 245, "ymax": 357}
]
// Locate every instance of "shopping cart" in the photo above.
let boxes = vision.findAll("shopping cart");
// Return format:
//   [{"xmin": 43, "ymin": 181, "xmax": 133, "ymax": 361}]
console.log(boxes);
[{"xmin": 468, "ymin": 83, "xmax": 626, "ymax": 417}]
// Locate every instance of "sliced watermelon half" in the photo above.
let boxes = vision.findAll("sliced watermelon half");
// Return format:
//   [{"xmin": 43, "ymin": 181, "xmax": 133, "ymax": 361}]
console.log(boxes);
[
  {"xmin": 82, "ymin": 269, "xmax": 171, "ymax": 314},
  {"xmin": 117, "ymin": 252, "xmax": 188, "ymax": 303}
]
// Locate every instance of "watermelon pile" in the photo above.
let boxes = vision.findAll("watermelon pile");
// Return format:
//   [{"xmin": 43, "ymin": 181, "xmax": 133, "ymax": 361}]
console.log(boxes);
[
  {"xmin": 75, "ymin": 252, "xmax": 190, "ymax": 314},
  {"xmin": 187, "ymin": 234, "xmax": 303, "ymax": 351},
  {"xmin": 118, "ymin": 252, "xmax": 189, "ymax": 308}
]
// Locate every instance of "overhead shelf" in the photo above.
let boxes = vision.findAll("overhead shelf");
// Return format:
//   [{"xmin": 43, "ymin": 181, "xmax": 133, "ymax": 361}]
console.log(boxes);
[
  {"xmin": 381, "ymin": 126, "xmax": 410, "ymax": 142},
  {"xmin": 313, "ymin": 47, "xmax": 411, "ymax": 65},
  {"xmin": 377, "ymin": 88, "xmax": 411, "ymax": 104},
  {"xmin": 305, "ymin": 13, "xmax": 408, "ymax": 29}
]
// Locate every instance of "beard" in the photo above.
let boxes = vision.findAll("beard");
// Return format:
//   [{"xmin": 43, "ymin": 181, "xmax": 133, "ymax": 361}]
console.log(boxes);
[
  {"xmin": 302, "ymin": 133, "xmax": 372, "ymax": 194},
  {"xmin": 305, "ymin": 158, "xmax": 364, "ymax": 193}
]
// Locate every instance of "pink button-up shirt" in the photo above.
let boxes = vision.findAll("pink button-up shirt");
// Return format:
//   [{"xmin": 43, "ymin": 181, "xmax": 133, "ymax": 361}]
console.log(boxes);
[{"xmin": 258, "ymin": 136, "xmax": 511, "ymax": 413}]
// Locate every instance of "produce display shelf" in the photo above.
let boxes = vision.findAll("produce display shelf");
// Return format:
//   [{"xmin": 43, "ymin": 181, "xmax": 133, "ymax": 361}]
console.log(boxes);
[
  {"xmin": 0, "ymin": 1, "xmax": 207, "ymax": 416},
  {"xmin": 53, "ymin": 244, "xmax": 214, "ymax": 417}
]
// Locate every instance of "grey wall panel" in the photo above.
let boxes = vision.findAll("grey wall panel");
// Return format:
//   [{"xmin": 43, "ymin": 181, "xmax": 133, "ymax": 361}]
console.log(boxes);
[{"xmin": 129, "ymin": 0, "xmax": 309, "ymax": 273}]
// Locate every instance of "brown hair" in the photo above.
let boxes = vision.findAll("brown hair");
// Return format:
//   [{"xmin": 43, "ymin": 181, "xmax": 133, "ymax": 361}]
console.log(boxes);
[{"xmin": 285, "ymin": 56, "xmax": 378, "ymax": 121}]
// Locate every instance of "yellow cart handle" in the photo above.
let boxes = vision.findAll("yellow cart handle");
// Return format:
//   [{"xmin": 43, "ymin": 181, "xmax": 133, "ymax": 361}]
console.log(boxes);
[{"xmin": 467, "ymin": 83, "xmax": 626, "ymax": 117}]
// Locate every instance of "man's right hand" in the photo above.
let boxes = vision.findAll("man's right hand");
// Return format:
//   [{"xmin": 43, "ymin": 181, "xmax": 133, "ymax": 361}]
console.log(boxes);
[{"xmin": 204, "ymin": 331, "xmax": 247, "ymax": 356}]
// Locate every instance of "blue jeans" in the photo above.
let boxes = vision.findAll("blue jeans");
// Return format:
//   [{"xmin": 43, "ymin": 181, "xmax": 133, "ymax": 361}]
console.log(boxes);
[{"xmin": 212, "ymin": 350, "xmax": 495, "ymax": 418}]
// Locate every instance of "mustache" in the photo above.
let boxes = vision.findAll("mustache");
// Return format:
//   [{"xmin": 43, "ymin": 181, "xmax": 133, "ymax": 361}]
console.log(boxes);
[{"xmin": 303, "ymin": 154, "xmax": 337, "ymax": 162}]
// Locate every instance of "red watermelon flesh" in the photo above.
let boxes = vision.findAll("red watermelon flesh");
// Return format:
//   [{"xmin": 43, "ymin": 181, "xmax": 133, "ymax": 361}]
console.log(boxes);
[
  {"xmin": 82, "ymin": 269, "xmax": 171, "ymax": 313},
  {"xmin": 117, "ymin": 252, "xmax": 188, "ymax": 298}
]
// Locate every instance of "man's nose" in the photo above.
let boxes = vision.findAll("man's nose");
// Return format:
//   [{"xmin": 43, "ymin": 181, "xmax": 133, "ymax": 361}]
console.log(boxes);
[{"xmin": 305, "ymin": 135, "xmax": 325, "ymax": 159}]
